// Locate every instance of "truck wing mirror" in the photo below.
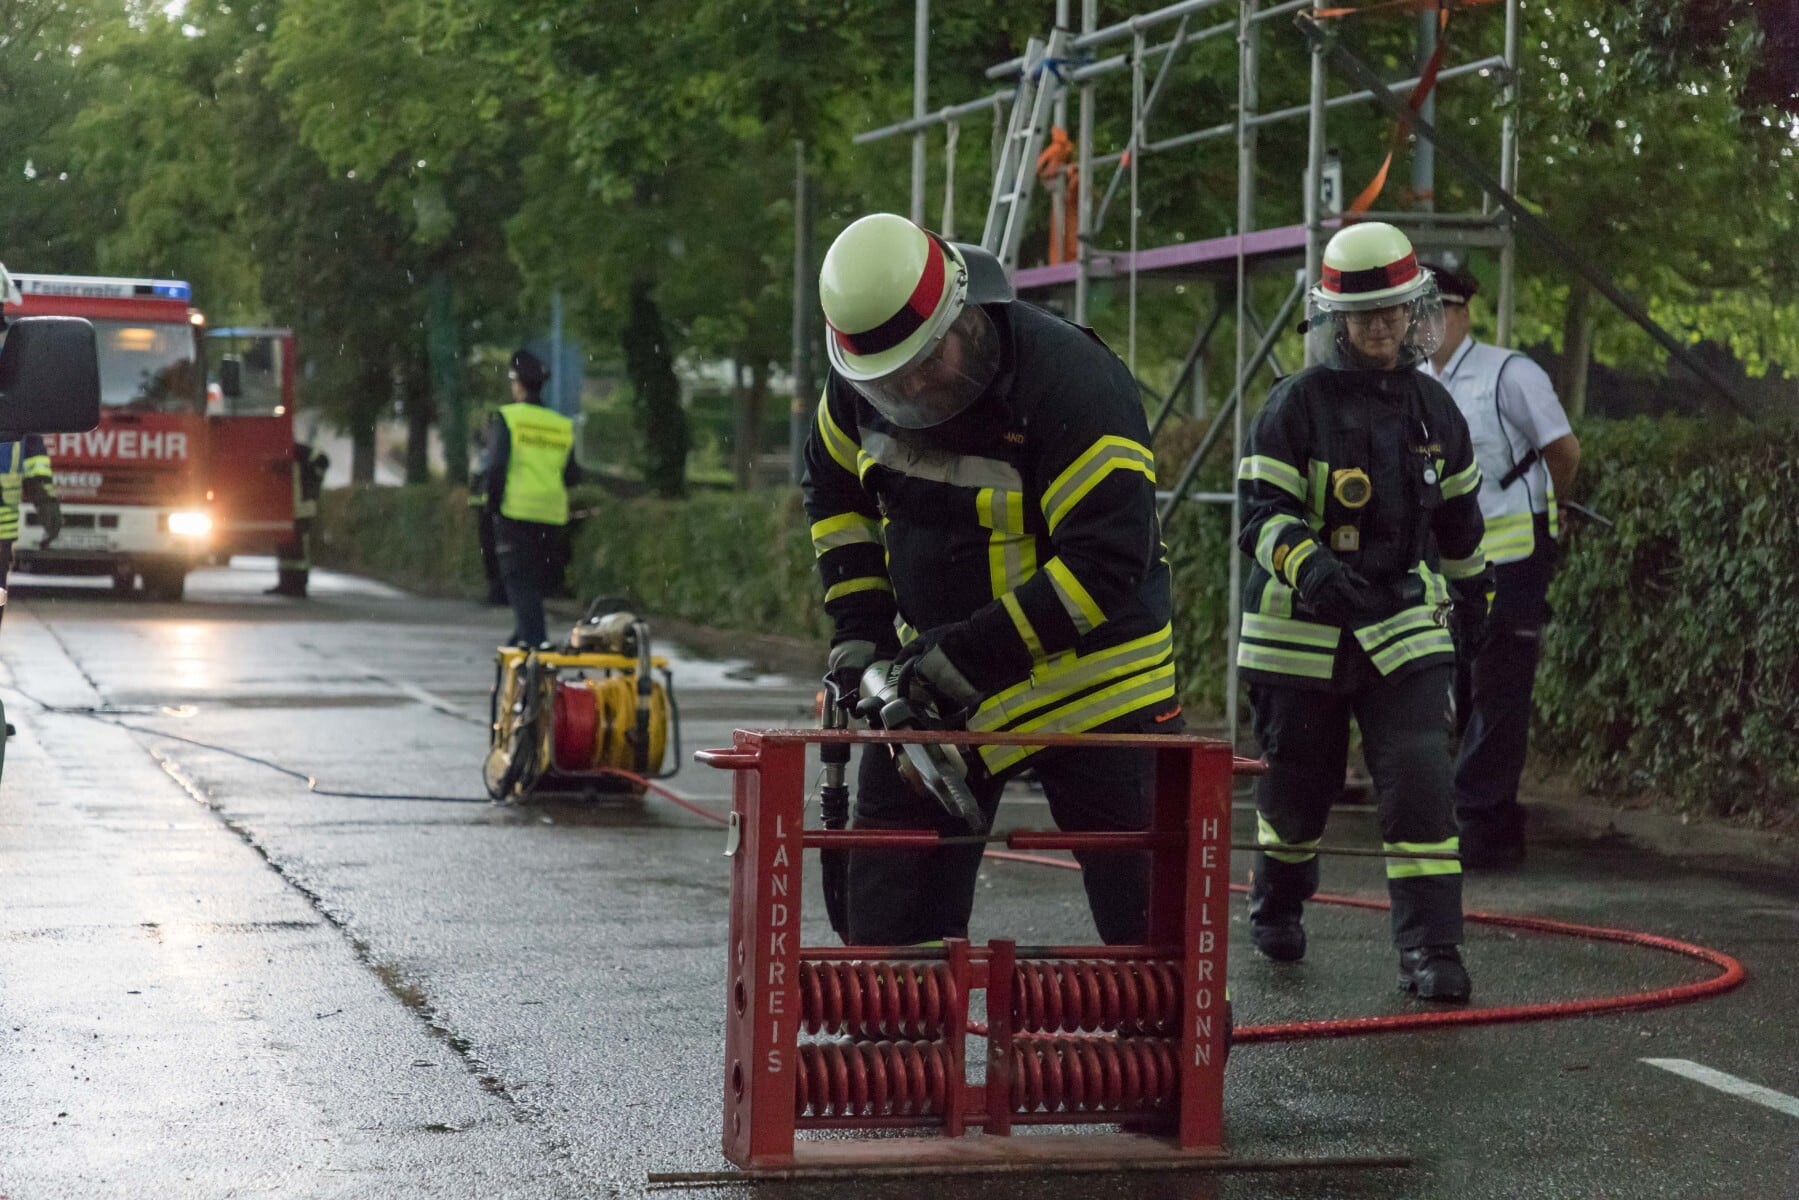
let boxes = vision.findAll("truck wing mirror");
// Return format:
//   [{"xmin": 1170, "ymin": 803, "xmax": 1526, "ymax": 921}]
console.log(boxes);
[{"xmin": 0, "ymin": 317, "xmax": 101, "ymax": 434}]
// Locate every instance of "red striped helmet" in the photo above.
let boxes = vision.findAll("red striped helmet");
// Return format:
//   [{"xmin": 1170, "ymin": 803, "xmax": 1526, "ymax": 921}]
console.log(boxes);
[
  {"xmin": 819, "ymin": 214, "xmax": 1002, "ymax": 428},
  {"xmin": 1307, "ymin": 222, "xmax": 1443, "ymax": 369}
]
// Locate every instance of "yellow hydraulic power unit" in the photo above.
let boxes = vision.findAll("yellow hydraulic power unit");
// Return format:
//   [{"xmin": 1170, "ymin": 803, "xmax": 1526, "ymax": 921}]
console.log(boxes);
[{"xmin": 484, "ymin": 604, "xmax": 679, "ymax": 802}]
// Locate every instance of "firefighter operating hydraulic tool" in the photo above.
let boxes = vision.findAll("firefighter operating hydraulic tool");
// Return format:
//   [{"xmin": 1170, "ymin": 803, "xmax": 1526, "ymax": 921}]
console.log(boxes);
[{"xmin": 484, "ymin": 603, "xmax": 679, "ymax": 802}]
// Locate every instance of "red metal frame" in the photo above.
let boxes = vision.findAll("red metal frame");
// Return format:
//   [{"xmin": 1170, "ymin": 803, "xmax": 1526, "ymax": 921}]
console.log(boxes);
[{"xmin": 700, "ymin": 727, "xmax": 1248, "ymax": 1175}]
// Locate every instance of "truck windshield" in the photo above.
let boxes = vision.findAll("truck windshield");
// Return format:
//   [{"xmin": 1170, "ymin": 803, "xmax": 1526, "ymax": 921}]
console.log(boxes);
[{"xmin": 94, "ymin": 319, "xmax": 204, "ymax": 413}]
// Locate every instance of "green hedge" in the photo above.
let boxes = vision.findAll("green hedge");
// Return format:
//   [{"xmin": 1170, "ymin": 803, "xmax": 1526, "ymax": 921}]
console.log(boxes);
[
  {"xmin": 318, "ymin": 416, "xmax": 1798, "ymax": 821},
  {"xmin": 1534, "ymin": 419, "xmax": 1798, "ymax": 822}
]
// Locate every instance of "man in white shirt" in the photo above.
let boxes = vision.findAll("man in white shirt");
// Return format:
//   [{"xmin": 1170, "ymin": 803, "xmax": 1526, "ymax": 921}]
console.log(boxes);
[{"xmin": 1423, "ymin": 261, "xmax": 1582, "ymax": 868}]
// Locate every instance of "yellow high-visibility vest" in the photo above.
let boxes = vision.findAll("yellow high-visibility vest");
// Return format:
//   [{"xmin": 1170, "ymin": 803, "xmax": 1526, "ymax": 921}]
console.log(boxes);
[{"xmin": 498, "ymin": 403, "xmax": 573, "ymax": 526}]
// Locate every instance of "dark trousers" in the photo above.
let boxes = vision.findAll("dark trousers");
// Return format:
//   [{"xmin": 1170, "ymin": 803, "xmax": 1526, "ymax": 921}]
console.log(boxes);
[
  {"xmin": 476, "ymin": 507, "xmax": 505, "ymax": 603},
  {"xmin": 1250, "ymin": 657, "xmax": 1463, "ymax": 949},
  {"xmin": 273, "ymin": 520, "xmax": 312, "ymax": 597},
  {"xmin": 495, "ymin": 516, "xmax": 559, "ymax": 648},
  {"xmin": 1454, "ymin": 517, "xmax": 1556, "ymax": 843},
  {"xmin": 846, "ymin": 712, "xmax": 1168, "ymax": 947},
  {"xmin": 0, "ymin": 540, "xmax": 10, "ymax": 628}
]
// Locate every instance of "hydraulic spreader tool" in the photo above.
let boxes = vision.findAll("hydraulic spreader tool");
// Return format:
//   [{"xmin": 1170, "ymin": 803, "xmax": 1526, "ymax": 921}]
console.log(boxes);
[
  {"xmin": 485, "ymin": 604, "xmax": 680, "ymax": 802},
  {"xmin": 695, "ymin": 724, "xmax": 1286, "ymax": 1179}
]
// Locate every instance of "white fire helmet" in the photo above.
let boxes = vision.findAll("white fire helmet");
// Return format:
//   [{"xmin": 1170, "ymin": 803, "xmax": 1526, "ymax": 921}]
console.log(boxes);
[
  {"xmin": 1305, "ymin": 222, "xmax": 1444, "ymax": 370},
  {"xmin": 818, "ymin": 213, "xmax": 1010, "ymax": 429}
]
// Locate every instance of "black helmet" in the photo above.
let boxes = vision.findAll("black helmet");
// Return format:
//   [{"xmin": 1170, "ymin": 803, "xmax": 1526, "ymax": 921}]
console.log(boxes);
[{"xmin": 509, "ymin": 348, "xmax": 549, "ymax": 390}]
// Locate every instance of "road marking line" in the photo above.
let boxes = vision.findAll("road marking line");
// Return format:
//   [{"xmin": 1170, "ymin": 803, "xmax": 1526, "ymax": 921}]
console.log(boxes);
[
  {"xmin": 1641, "ymin": 1059, "xmax": 1799, "ymax": 1119},
  {"xmin": 365, "ymin": 672, "xmax": 480, "ymax": 724}
]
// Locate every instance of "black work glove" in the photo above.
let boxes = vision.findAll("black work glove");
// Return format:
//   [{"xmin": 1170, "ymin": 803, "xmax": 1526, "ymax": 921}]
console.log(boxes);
[
  {"xmin": 1292, "ymin": 551, "xmax": 1377, "ymax": 625},
  {"xmin": 893, "ymin": 623, "xmax": 988, "ymax": 717},
  {"xmin": 824, "ymin": 638, "xmax": 884, "ymax": 712},
  {"xmin": 36, "ymin": 494, "xmax": 62, "ymax": 547}
]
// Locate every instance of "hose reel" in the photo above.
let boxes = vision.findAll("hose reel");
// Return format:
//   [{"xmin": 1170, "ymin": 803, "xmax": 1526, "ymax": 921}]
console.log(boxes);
[{"xmin": 484, "ymin": 604, "xmax": 680, "ymax": 802}]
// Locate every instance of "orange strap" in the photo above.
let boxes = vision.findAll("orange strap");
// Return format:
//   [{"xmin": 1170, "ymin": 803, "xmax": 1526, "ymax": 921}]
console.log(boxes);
[
  {"xmin": 1314, "ymin": 0, "xmax": 1497, "ymax": 18},
  {"xmin": 1345, "ymin": 4, "xmax": 1450, "ymax": 214},
  {"xmin": 1035, "ymin": 127, "xmax": 1081, "ymax": 265}
]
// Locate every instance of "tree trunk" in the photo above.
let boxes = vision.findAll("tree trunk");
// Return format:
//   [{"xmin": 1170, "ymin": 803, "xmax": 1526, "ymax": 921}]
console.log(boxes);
[
  {"xmin": 731, "ymin": 359, "xmax": 768, "ymax": 490},
  {"xmin": 351, "ymin": 419, "xmax": 378, "ymax": 485},
  {"xmin": 1560, "ymin": 280, "xmax": 1598, "ymax": 419},
  {"xmin": 403, "ymin": 346, "xmax": 432, "ymax": 485},
  {"xmin": 427, "ymin": 270, "xmax": 468, "ymax": 486},
  {"xmin": 621, "ymin": 277, "xmax": 689, "ymax": 498},
  {"xmin": 349, "ymin": 355, "xmax": 389, "ymax": 485}
]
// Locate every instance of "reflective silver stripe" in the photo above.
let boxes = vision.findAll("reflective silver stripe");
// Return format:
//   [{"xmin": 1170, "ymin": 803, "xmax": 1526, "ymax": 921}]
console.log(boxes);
[
  {"xmin": 971, "ymin": 625, "xmax": 1174, "ymax": 732},
  {"xmin": 1258, "ymin": 577, "xmax": 1295, "ymax": 619},
  {"xmin": 1441, "ymin": 460, "xmax": 1482, "ymax": 500},
  {"xmin": 816, "ymin": 397, "xmax": 858, "ymax": 474},
  {"xmin": 1354, "ymin": 606, "xmax": 1440, "ymax": 651},
  {"xmin": 976, "ymin": 664, "xmax": 1177, "ymax": 774},
  {"xmin": 1238, "ymin": 455, "xmax": 1305, "ymax": 501},
  {"xmin": 1365, "ymin": 627, "xmax": 1455, "ymax": 674},
  {"xmin": 1439, "ymin": 551, "xmax": 1487, "ymax": 580},
  {"xmin": 1045, "ymin": 557, "xmax": 1104, "ymax": 634},
  {"xmin": 810, "ymin": 512, "xmax": 883, "ymax": 555},
  {"xmin": 1385, "ymin": 838, "xmax": 1462, "ymax": 878},
  {"xmin": 1043, "ymin": 436, "xmax": 1156, "ymax": 533},
  {"xmin": 824, "ymin": 576, "xmax": 891, "ymax": 603},
  {"xmin": 1258, "ymin": 813, "xmax": 1319, "ymax": 863},
  {"xmin": 1237, "ymin": 642, "xmax": 1336, "ymax": 680},
  {"xmin": 860, "ymin": 430, "xmax": 1023, "ymax": 491},
  {"xmin": 1254, "ymin": 515, "xmax": 1307, "ymax": 575},
  {"xmin": 1243, "ymin": 612, "xmax": 1340, "ymax": 649},
  {"xmin": 979, "ymin": 488, "xmax": 1035, "ymax": 594}
]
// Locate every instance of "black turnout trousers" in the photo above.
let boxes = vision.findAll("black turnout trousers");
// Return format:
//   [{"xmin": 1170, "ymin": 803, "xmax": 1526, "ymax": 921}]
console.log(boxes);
[{"xmin": 1250, "ymin": 654, "xmax": 1463, "ymax": 950}]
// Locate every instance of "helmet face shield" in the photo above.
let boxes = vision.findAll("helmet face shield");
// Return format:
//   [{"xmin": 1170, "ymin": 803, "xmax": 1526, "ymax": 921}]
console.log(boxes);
[
  {"xmin": 846, "ymin": 305, "xmax": 1000, "ymax": 429},
  {"xmin": 1305, "ymin": 276, "xmax": 1445, "ymax": 370}
]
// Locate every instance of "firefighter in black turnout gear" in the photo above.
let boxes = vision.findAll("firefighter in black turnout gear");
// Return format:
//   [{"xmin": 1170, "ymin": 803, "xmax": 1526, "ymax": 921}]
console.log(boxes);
[
  {"xmin": 1236, "ymin": 222, "xmax": 1492, "ymax": 1002},
  {"xmin": 803, "ymin": 213, "xmax": 1181, "ymax": 949}
]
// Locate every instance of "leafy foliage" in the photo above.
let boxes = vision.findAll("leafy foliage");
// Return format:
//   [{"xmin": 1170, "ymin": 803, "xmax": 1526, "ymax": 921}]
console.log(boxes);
[{"xmin": 1534, "ymin": 418, "xmax": 1799, "ymax": 820}]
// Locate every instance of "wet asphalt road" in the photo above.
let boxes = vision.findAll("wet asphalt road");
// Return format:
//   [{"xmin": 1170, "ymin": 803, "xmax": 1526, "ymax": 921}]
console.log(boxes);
[{"xmin": 0, "ymin": 561, "xmax": 1794, "ymax": 1199}]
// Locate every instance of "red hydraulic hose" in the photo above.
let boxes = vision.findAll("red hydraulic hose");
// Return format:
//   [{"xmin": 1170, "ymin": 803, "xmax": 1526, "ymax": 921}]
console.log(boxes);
[
  {"xmin": 644, "ymin": 795, "xmax": 1748, "ymax": 1040},
  {"xmin": 985, "ymin": 850, "xmax": 1747, "ymax": 1041}
]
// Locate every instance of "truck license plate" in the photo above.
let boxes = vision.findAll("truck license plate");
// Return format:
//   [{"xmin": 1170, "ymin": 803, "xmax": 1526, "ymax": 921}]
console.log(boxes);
[{"xmin": 53, "ymin": 532, "xmax": 113, "ymax": 551}]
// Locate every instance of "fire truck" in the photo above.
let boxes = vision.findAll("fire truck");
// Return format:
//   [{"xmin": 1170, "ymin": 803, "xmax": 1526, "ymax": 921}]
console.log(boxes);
[{"xmin": 3, "ymin": 275, "xmax": 300, "ymax": 600}]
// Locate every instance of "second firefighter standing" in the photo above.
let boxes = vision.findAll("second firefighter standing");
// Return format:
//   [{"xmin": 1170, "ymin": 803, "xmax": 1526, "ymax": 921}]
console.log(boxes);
[{"xmin": 1236, "ymin": 222, "xmax": 1493, "ymax": 1003}]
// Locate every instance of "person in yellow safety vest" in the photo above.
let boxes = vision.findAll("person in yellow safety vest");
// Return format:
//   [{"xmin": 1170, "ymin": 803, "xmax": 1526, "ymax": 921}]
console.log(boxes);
[
  {"xmin": 267, "ymin": 442, "xmax": 330, "ymax": 598},
  {"xmin": 0, "ymin": 434, "xmax": 62, "ymax": 630},
  {"xmin": 1236, "ymin": 222, "xmax": 1492, "ymax": 1003},
  {"xmin": 1423, "ymin": 261, "xmax": 1582, "ymax": 870},
  {"xmin": 479, "ymin": 349, "xmax": 580, "ymax": 647},
  {"xmin": 803, "ymin": 213, "xmax": 1184, "ymax": 949}
]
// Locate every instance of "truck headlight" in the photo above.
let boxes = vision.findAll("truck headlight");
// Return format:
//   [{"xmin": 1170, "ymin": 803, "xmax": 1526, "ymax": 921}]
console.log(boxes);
[{"xmin": 168, "ymin": 511, "xmax": 213, "ymax": 538}]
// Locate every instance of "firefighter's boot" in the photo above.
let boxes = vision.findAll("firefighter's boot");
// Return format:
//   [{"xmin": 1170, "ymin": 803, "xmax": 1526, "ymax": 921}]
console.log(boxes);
[
  {"xmin": 1248, "ymin": 854, "xmax": 1318, "ymax": 963},
  {"xmin": 1398, "ymin": 946, "xmax": 1472, "ymax": 1003}
]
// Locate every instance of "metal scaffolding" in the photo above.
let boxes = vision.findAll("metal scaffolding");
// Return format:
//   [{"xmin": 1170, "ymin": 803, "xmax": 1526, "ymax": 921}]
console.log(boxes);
[{"xmin": 857, "ymin": 0, "xmax": 1523, "ymax": 745}]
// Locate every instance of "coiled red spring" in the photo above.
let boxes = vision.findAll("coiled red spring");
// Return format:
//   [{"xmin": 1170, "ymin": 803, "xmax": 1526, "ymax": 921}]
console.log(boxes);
[
  {"xmin": 1010, "ymin": 1036, "xmax": 1179, "ymax": 1115},
  {"xmin": 798, "ymin": 960, "xmax": 958, "ymax": 1040},
  {"xmin": 1011, "ymin": 959, "xmax": 1181, "ymax": 1036},
  {"xmin": 795, "ymin": 1040, "xmax": 953, "ymax": 1118}
]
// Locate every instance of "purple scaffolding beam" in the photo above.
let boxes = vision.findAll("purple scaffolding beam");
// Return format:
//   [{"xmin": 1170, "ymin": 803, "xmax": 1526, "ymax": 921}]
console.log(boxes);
[{"xmin": 1013, "ymin": 224, "xmax": 1312, "ymax": 293}]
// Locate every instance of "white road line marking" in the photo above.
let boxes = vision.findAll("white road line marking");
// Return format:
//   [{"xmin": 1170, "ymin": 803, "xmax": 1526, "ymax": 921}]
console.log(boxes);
[
  {"xmin": 1641, "ymin": 1059, "xmax": 1799, "ymax": 1119},
  {"xmin": 365, "ymin": 672, "xmax": 479, "ymax": 724}
]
